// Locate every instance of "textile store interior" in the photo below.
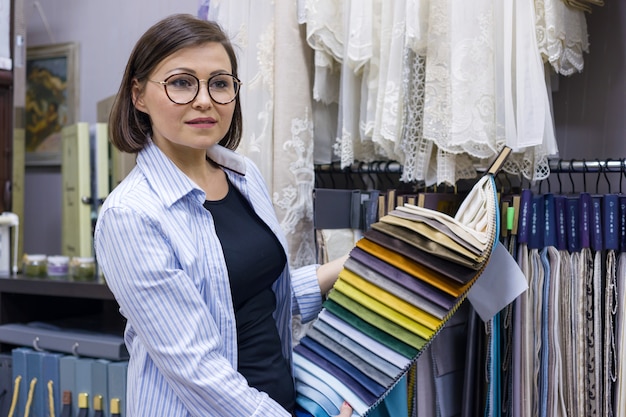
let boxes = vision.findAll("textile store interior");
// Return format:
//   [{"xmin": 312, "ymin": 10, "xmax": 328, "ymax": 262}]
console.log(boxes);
[
  {"xmin": 312, "ymin": 156, "xmax": 626, "ymax": 416},
  {"xmin": 201, "ymin": 1, "xmax": 624, "ymax": 416},
  {"xmin": 3, "ymin": 0, "xmax": 625, "ymax": 416}
]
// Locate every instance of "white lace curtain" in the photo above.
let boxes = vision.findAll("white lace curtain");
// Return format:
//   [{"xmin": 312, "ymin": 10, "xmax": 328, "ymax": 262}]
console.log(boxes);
[
  {"xmin": 200, "ymin": 0, "xmax": 592, "ymax": 265},
  {"xmin": 201, "ymin": 0, "xmax": 319, "ymax": 268},
  {"xmin": 300, "ymin": 0, "xmax": 591, "ymax": 186}
]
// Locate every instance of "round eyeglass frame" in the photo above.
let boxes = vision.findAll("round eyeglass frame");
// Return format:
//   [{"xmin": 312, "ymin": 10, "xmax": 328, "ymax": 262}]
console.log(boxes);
[{"xmin": 148, "ymin": 72, "xmax": 242, "ymax": 105}]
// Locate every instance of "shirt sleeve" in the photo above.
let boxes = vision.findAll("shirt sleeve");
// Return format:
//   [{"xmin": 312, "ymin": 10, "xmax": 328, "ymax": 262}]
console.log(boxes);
[
  {"xmin": 95, "ymin": 205, "xmax": 291, "ymax": 417},
  {"xmin": 290, "ymin": 264, "xmax": 324, "ymax": 323}
]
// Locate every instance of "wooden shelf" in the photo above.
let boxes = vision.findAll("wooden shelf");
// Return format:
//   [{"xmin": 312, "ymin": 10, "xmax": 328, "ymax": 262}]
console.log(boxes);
[
  {"xmin": 0, "ymin": 276, "xmax": 125, "ymax": 341},
  {"xmin": 0, "ymin": 276, "xmax": 115, "ymax": 300}
]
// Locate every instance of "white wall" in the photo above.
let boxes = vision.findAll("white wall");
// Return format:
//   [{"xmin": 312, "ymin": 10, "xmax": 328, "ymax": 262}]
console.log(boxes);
[
  {"xmin": 23, "ymin": 0, "xmax": 199, "ymax": 255},
  {"xmin": 24, "ymin": 0, "xmax": 199, "ymax": 124}
]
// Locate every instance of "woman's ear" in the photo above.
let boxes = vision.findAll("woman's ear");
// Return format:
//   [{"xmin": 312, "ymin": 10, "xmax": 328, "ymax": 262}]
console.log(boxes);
[{"xmin": 132, "ymin": 79, "xmax": 148, "ymax": 112}]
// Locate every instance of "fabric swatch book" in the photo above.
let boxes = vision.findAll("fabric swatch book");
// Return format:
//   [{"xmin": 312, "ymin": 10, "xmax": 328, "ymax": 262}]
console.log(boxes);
[
  {"xmin": 294, "ymin": 147, "xmax": 511, "ymax": 416},
  {"xmin": 0, "ymin": 353, "xmax": 12, "ymax": 417}
]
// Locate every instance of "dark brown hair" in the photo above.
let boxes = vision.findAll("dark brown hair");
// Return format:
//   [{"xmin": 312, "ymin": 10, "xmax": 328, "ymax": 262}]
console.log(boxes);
[{"xmin": 109, "ymin": 13, "xmax": 242, "ymax": 153}]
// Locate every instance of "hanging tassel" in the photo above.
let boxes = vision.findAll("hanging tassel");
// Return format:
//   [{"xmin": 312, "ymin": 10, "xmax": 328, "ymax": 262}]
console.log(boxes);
[
  {"xmin": 23, "ymin": 377, "xmax": 37, "ymax": 417},
  {"xmin": 48, "ymin": 380, "xmax": 56, "ymax": 417},
  {"xmin": 7, "ymin": 375, "xmax": 22, "ymax": 417}
]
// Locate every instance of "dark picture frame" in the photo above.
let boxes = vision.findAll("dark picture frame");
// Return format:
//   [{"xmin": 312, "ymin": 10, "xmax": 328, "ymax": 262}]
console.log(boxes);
[{"xmin": 25, "ymin": 42, "xmax": 79, "ymax": 166}]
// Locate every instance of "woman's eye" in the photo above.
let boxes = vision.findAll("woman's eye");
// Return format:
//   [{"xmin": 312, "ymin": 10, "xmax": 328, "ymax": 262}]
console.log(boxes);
[
  {"xmin": 169, "ymin": 76, "xmax": 195, "ymax": 89},
  {"xmin": 210, "ymin": 77, "xmax": 230, "ymax": 90}
]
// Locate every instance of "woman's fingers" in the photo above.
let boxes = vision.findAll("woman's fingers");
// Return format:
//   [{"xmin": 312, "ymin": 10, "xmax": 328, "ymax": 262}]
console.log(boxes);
[{"xmin": 336, "ymin": 401, "xmax": 353, "ymax": 417}]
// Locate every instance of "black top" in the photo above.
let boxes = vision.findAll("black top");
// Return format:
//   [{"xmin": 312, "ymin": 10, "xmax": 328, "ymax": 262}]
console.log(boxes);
[{"xmin": 203, "ymin": 180, "xmax": 293, "ymax": 411}]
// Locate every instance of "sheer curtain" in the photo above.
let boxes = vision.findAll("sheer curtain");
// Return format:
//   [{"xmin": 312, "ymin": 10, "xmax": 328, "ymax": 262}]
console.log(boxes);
[
  {"xmin": 202, "ymin": 0, "xmax": 318, "ymax": 268},
  {"xmin": 299, "ymin": 0, "xmax": 590, "ymax": 186}
]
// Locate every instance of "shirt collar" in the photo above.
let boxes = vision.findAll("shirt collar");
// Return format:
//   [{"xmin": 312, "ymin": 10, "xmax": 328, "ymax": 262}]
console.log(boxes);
[
  {"xmin": 206, "ymin": 143, "xmax": 247, "ymax": 176},
  {"xmin": 137, "ymin": 140, "xmax": 247, "ymax": 207}
]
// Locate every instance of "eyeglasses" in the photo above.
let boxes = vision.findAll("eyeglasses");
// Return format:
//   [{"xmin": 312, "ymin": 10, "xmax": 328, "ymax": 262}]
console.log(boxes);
[{"xmin": 148, "ymin": 73, "xmax": 242, "ymax": 105}]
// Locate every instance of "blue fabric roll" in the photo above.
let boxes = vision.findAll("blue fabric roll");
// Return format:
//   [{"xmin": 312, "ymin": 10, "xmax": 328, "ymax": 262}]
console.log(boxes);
[
  {"xmin": 294, "ymin": 343, "xmax": 378, "ymax": 406},
  {"xmin": 299, "ymin": 337, "xmax": 386, "ymax": 398}
]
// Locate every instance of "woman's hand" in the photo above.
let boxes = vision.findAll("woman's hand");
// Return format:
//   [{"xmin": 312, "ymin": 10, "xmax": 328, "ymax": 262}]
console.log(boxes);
[
  {"xmin": 335, "ymin": 401, "xmax": 353, "ymax": 416},
  {"xmin": 317, "ymin": 254, "xmax": 349, "ymax": 295}
]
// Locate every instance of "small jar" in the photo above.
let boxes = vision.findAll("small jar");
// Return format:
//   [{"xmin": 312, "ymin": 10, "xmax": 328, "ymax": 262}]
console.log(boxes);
[
  {"xmin": 23, "ymin": 254, "xmax": 47, "ymax": 277},
  {"xmin": 70, "ymin": 257, "xmax": 96, "ymax": 281},
  {"xmin": 47, "ymin": 255, "xmax": 70, "ymax": 278}
]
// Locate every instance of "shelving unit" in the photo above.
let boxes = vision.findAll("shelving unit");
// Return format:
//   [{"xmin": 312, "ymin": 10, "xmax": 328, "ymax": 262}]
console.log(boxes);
[{"xmin": 0, "ymin": 276, "xmax": 125, "ymax": 351}]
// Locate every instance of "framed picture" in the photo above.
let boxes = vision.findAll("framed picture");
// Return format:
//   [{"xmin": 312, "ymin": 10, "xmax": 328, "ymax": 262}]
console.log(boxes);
[{"xmin": 25, "ymin": 42, "xmax": 79, "ymax": 166}]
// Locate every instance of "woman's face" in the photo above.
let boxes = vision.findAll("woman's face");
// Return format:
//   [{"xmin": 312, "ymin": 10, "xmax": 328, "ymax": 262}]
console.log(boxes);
[{"xmin": 132, "ymin": 42, "xmax": 236, "ymax": 158}]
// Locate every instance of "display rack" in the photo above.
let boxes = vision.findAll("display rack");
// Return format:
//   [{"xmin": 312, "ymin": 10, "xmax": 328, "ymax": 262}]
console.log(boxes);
[{"xmin": 0, "ymin": 276, "xmax": 124, "ymax": 351}]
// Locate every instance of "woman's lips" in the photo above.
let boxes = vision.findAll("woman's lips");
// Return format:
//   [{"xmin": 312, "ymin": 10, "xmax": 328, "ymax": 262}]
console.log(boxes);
[{"xmin": 186, "ymin": 118, "xmax": 217, "ymax": 126}]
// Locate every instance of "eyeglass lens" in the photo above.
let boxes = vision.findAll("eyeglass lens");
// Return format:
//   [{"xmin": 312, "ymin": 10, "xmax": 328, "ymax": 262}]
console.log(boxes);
[{"xmin": 164, "ymin": 73, "xmax": 239, "ymax": 104}]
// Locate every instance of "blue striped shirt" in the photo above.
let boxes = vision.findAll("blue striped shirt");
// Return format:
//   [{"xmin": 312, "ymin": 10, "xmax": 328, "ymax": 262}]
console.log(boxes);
[{"xmin": 94, "ymin": 141, "xmax": 323, "ymax": 416}]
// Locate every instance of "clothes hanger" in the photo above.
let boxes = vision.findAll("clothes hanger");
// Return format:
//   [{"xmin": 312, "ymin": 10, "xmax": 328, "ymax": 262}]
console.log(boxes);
[
  {"xmin": 361, "ymin": 161, "xmax": 377, "ymax": 191},
  {"xmin": 552, "ymin": 159, "xmax": 568, "ymax": 251},
  {"xmin": 568, "ymin": 160, "xmax": 576, "ymax": 194},
  {"xmin": 582, "ymin": 159, "xmax": 589, "ymax": 193},
  {"xmin": 619, "ymin": 158, "xmax": 626, "ymax": 194},
  {"xmin": 556, "ymin": 159, "xmax": 564, "ymax": 195},
  {"xmin": 594, "ymin": 158, "xmax": 608, "ymax": 195},
  {"xmin": 596, "ymin": 158, "xmax": 620, "ymax": 251},
  {"xmin": 315, "ymin": 170, "xmax": 327, "ymax": 189},
  {"xmin": 537, "ymin": 172, "xmax": 551, "ymax": 195}
]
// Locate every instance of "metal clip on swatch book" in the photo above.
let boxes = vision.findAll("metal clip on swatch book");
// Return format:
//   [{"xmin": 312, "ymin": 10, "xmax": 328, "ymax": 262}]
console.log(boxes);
[{"xmin": 294, "ymin": 147, "xmax": 512, "ymax": 417}]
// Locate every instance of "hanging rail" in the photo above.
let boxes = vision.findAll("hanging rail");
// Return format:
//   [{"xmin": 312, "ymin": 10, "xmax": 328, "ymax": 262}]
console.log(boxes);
[
  {"xmin": 548, "ymin": 158, "xmax": 626, "ymax": 173},
  {"xmin": 314, "ymin": 160, "xmax": 403, "ymax": 174},
  {"xmin": 315, "ymin": 158, "xmax": 626, "ymax": 176}
]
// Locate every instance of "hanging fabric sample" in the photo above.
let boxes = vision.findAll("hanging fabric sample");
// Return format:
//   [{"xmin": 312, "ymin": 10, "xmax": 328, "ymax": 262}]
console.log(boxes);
[
  {"xmin": 611, "ymin": 194, "xmax": 626, "ymax": 415},
  {"xmin": 490, "ymin": 163, "xmax": 626, "ymax": 417},
  {"xmin": 602, "ymin": 193, "xmax": 619, "ymax": 417},
  {"xmin": 294, "ymin": 148, "xmax": 512, "ymax": 416}
]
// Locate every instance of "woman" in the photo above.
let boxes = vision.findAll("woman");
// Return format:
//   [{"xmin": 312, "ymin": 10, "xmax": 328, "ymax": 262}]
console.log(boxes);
[{"xmin": 94, "ymin": 13, "xmax": 352, "ymax": 417}]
